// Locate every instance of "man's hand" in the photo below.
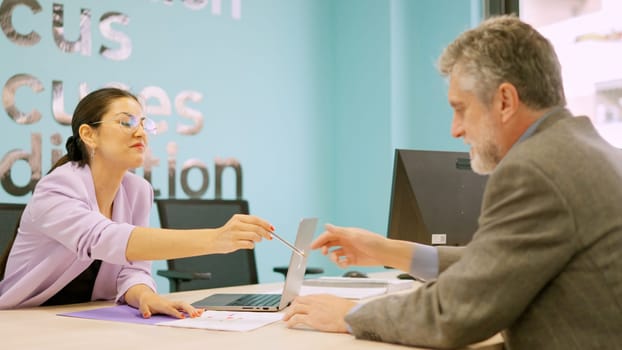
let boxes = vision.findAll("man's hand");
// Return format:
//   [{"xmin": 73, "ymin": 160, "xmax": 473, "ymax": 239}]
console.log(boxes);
[{"xmin": 282, "ymin": 294, "xmax": 357, "ymax": 333}]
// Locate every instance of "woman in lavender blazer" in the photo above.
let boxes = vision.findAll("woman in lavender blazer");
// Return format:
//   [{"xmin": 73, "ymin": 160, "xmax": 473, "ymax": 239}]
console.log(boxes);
[{"xmin": 0, "ymin": 88, "xmax": 273, "ymax": 319}]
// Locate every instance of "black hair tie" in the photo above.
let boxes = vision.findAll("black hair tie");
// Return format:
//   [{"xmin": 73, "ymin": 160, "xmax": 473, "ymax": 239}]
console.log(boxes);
[{"xmin": 65, "ymin": 136, "xmax": 82, "ymax": 161}]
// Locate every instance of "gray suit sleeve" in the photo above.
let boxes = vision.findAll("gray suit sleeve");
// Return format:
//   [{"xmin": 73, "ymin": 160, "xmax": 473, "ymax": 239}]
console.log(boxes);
[
  {"xmin": 345, "ymin": 161, "xmax": 577, "ymax": 348},
  {"xmin": 437, "ymin": 246, "xmax": 464, "ymax": 273}
]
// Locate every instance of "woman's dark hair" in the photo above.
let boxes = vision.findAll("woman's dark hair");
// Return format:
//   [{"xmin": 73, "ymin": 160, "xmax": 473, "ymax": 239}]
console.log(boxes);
[{"xmin": 49, "ymin": 87, "xmax": 140, "ymax": 174}]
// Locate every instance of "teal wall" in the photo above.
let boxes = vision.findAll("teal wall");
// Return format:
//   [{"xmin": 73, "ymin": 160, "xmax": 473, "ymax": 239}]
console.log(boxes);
[
  {"xmin": 0, "ymin": 0, "xmax": 479, "ymax": 292},
  {"xmin": 326, "ymin": 0, "xmax": 478, "ymax": 276}
]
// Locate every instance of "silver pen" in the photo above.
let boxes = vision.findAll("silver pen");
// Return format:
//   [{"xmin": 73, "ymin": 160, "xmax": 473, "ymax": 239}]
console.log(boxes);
[{"xmin": 271, "ymin": 231, "xmax": 306, "ymax": 257}]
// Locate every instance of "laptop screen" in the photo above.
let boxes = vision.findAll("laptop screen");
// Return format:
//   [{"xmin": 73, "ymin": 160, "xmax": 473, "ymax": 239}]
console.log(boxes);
[
  {"xmin": 280, "ymin": 217, "xmax": 318, "ymax": 305},
  {"xmin": 190, "ymin": 217, "xmax": 318, "ymax": 311}
]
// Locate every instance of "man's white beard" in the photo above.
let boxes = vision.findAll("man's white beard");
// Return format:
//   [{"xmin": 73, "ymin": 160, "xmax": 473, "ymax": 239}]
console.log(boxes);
[
  {"xmin": 469, "ymin": 141, "xmax": 499, "ymax": 175},
  {"xmin": 470, "ymin": 153, "xmax": 496, "ymax": 175}
]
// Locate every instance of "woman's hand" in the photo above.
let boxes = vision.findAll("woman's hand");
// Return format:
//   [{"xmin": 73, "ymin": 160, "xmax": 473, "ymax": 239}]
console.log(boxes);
[
  {"xmin": 138, "ymin": 293, "xmax": 203, "ymax": 319},
  {"xmin": 125, "ymin": 284, "xmax": 203, "ymax": 319},
  {"xmin": 126, "ymin": 214, "xmax": 275, "ymax": 261},
  {"xmin": 210, "ymin": 214, "xmax": 274, "ymax": 254}
]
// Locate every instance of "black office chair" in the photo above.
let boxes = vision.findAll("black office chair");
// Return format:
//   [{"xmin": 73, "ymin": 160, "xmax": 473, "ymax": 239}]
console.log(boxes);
[
  {"xmin": 0, "ymin": 203, "xmax": 26, "ymax": 281},
  {"xmin": 156, "ymin": 199, "xmax": 258, "ymax": 292}
]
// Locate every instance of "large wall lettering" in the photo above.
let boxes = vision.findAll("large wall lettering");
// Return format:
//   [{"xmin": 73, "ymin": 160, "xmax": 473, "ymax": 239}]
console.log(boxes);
[{"xmin": 0, "ymin": 0, "xmax": 244, "ymax": 199}]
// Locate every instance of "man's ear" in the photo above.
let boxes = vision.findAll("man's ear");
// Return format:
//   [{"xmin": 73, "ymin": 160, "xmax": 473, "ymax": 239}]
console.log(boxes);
[
  {"xmin": 78, "ymin": 124, "xmax": 97, "ymax": 150},
  {"xmin": 497, "ymin": 82, "xmax": 519, "ymax": 124}
]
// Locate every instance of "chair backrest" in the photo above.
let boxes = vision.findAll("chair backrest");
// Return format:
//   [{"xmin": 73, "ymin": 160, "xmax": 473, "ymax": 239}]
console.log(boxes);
[
  {"xmin": 155, "ymin": 199, "xmax": 258, "ymax": 292},
  {"xmin": 0, "ymin": 203, "xmax": 26, "ymax": 281}
]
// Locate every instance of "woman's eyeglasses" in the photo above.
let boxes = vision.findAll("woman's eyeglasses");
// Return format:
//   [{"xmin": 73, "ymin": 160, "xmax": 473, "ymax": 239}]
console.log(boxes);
[{"xmin": 90, "ymin": 112, "xmax": 157, "ymax": 135}]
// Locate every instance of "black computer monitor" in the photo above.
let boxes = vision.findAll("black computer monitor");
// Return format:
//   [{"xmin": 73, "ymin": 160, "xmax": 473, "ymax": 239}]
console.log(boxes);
[{"xmin": 387, "ymin": 149, "xmax": 488, "ymax": 246}]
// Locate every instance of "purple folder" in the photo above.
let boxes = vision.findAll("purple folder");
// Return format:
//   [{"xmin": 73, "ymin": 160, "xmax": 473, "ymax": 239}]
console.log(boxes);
[{"xmin": 58, "ymin": 304, "xmax": 176, "ymax": 325}]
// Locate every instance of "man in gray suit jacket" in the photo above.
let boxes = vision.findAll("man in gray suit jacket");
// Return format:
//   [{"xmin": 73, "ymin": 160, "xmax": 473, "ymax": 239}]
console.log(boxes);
[{"xmin": 283, "ymin": 15, "xmax": 622, "ymax": 349}]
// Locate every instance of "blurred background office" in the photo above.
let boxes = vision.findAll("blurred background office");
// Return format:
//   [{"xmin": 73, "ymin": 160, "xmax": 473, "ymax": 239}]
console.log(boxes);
[{"xmin": 1, "ymin": 0, "xmax": 619, "ymax": 293}]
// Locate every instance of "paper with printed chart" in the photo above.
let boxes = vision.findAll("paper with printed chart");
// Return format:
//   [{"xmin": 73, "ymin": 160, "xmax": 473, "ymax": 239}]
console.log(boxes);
[{"xmin": 156, "ymin": 310, "xmax": 283, "ymax": 331}]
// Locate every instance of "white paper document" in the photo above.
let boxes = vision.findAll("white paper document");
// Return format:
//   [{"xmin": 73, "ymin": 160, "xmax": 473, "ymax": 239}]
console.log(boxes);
[
  {"xmin": 300, "ymin": 277, "xmax": 415, "ymax": 299},
  {"xmin": 157, "ymin": 310, "xmax": 282, "ymax": 332},
  {"xmin": 300, "ymin": 285, "xmax": 388, "ymax": 299}
]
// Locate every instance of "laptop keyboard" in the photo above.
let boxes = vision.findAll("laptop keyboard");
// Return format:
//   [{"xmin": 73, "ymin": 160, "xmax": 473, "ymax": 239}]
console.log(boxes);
[{"xmin": 228, "ymin": 294, "xmax": 281, "ymax": 306}]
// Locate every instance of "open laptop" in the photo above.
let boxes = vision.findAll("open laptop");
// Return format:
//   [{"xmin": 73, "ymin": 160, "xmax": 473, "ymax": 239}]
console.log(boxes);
[{"xmin": 191, "ymin": 217, "xmax": 318, "ymax": 312}]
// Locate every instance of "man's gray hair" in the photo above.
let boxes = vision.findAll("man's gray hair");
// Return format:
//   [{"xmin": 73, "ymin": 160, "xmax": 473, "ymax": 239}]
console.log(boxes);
[{"xmin": 438, "ymin": 15, "xmax": 566, "ymax": 109}]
